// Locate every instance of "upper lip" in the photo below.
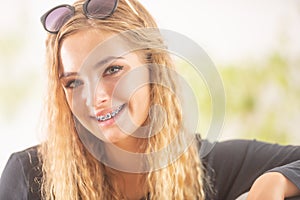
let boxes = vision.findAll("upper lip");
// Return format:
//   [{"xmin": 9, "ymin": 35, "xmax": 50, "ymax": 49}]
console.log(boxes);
[{"xmin": 93, "ymin": 104, "xmax": 124, "ymax": 118}]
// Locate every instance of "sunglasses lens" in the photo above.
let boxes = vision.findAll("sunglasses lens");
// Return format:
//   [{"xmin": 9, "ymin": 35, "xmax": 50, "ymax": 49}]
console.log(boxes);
[
  {"xmin": 85, "ymin": 0, "xmax": 117, "ymax": 18},
  {"xmin": 45, "ymin": 6, "xmax": 74, "ymax": 33}
]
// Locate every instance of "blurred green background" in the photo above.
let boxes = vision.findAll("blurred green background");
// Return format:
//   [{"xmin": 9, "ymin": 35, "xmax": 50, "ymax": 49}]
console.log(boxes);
[
  {"xmin": 0, "ymin": 0, "xmax": 299, "ymax": 174},
  {"xmin": 178, "ymin": 50, "xmax": 300, "ymax": 145}
]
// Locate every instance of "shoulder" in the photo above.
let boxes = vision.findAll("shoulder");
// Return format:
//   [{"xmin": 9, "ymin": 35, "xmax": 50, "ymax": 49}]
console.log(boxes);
[
  {"xmin": 0, "ymin": 145, "xmax": 42, "ymax": 200},
  {"xmin": 197, "ymin": 136, "xmax": 254, "ymax": 161},
  {"xmin": 10, "ymin": 145, "xmax": 40, "ymax": 169},
  {"xmin": 7, "ymin": 145, "xmax": 41, "ymax": 182},
  {"xmin": 0, "ymin": 146, "xmax": 40, "ymax": 170},
  {"xmin": 199, "ymin": 138, "xmax": 300, "ymax": 162}
]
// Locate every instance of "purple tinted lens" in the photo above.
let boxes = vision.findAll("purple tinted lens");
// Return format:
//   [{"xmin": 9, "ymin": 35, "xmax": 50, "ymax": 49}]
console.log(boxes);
[
  {"xmin": 45, "ymin": 6, "xmax": 74, "ymax": 33},
  {"xmin": 86, "ymin": 0, "xmax": 117, "ymax": 18}
]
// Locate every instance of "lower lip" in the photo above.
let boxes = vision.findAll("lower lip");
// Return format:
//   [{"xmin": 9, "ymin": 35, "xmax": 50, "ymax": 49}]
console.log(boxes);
[{"xmin": 97, "ymin": 105, "xmax": 125, "ymax": 127}]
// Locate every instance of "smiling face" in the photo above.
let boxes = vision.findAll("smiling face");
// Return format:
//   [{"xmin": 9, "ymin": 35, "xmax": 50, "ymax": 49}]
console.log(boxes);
[{"xmin": 59, "ymin": 29, "xmax": 150, "ymax": 151}]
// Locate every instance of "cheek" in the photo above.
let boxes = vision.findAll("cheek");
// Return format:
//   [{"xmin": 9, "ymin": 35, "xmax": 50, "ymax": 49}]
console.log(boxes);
[
  {"xmin": 129, "ymin": 85, "xmax": 151, "ymax": 122},
  {"xmin": 139, "ymin": 85, "xmax": 151, "ymax": 107},
  {"xmin": 63, "ymin": 88, "xmax": 73, "ymax": 109}
]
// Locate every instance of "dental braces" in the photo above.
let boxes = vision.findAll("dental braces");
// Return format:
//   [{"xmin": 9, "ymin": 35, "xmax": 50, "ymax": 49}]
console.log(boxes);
[{"xmin": 96, "ymin": 104, "xmax": 124, "ymax": 121}]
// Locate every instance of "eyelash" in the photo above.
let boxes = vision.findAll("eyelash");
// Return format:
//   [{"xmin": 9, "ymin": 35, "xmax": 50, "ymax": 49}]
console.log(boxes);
[
  {"xmin": 103, "ymin": 65, "xmax": 124, "ymax": 76},
  {"xmin": 64, "ymin": 79, "xmax": 83, "ymax": 89}
]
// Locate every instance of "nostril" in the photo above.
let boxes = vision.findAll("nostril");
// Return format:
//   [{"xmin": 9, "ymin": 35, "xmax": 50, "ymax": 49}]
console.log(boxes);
[
  {"xmin": 93, "ymin": 96, "xmax": 109, "ymax": 108},
  {"xmin": 94, "ymin": 84, "xmax": 111, "ymax": 106}
]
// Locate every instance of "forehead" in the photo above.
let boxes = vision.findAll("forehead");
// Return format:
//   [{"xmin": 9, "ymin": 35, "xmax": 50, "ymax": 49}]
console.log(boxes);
[{"xmin": 60, "ymin": 29, "xmax": 115, "ymax": 73}]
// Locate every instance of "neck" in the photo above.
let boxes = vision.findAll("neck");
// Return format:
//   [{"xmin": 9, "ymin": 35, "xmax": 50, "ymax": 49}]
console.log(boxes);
[
  {"xmin": 103, "ymin": 138, "xmax": 148, "ymax": 173},
  {"xmin": 106, "ymin": 168, "xmax": 149, "ymax": 200},
  {"xmin": 114, "ymin": 136, "xmax": 147, "ymax": 153}
]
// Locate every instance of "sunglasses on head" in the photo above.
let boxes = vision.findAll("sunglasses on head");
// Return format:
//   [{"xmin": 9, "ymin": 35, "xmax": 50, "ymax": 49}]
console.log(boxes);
[{"xmin": 40, "ymin": 0, "xmax": 119, "ymax": 34}]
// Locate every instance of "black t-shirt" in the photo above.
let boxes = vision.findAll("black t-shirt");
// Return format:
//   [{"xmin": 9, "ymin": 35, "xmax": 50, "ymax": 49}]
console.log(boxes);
[
  {"xmin": 0, "ymin": 139, "xmax": 300, "ymax": 200},
  {"xmin": 200, "ymin": 139, "xmax": 300, "ymax": 199}
]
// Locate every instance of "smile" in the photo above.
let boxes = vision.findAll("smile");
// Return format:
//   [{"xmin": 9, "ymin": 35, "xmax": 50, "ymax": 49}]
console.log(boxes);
[{"xmin": 96, "ymin": 104, "xmax": 125, "ymax": 122}]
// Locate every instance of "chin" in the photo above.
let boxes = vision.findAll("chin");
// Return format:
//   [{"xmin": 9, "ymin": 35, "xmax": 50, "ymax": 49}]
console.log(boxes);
[{"xmin": 102, "ymin": 130, "xmax": 130, "ymax": 144}]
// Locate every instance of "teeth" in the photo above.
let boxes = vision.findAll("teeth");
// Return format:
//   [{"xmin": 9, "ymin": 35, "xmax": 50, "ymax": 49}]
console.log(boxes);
[
  {"xmin": 99, "ymin": 116, "xmax": 105, "ymax": 121},
  {"xmin": 105, "ymin": 113, "xmax": 111, "ymax": 120},
  {"xmin": 96, "ymin": 105, "xmax": 124, "ymax": 121}
]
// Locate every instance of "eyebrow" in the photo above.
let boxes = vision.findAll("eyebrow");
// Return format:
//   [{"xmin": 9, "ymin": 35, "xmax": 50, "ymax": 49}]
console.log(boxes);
[
  {"xmin": 93, "ymin": 56, "xmax": 125, "ymax": 70},
  {"xmin": 59, "ymin": 72, "xmax": 78, "ymax": 79},
  {"xmin": 59, "ymin": 56, "xmax": 125, "ymax": 79}
]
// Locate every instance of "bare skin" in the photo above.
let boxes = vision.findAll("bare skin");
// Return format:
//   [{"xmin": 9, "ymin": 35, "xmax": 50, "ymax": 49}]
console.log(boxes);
[{"xmin": 247, "ymin": 172, "xmax": 300, "ymax": 200}]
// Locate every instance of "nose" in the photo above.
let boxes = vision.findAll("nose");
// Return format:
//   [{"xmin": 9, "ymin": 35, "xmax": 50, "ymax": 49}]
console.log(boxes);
[{"xmin": 93, "ymin": 80, "xmax": 110, "ymax": 108}]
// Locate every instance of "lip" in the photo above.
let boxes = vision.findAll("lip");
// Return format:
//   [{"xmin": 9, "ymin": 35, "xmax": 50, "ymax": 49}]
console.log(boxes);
[
  {"xmin": 94, "ymin": 105, "xmax": 121, "ymax": 118},
  {"xmin": 92, "ymin": 104, "xmax": 126, "ymax": 127}
]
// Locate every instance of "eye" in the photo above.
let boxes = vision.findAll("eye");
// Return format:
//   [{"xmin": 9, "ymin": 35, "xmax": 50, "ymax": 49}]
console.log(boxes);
[
  {"xmin": 103, "ymin": 65, "xmax": 124, "ymax": 76},
  {"xmin": 64, "ymin": 79, "xmax": 83, "ymax": 89}
]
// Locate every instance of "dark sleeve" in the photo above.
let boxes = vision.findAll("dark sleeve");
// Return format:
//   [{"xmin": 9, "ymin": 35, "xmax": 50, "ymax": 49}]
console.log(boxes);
[
  {"xmin": 0, "ymin": 146, "xmax": 42, "ymax": 200},
  {"xmin": 0, "ymin": 153, "xmax": 28, "ymax": 199},
  {"xmin": 201, "ymin": 139, "xmax": 300, "ymax": 200},
  {"xmin": 269, "ymin": 160, "xmax": 300, "ymax": 191}
]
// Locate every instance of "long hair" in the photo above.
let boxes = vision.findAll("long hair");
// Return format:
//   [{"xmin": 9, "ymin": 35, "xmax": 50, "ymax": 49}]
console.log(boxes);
[{"xmin": 39, "ymin": 0, "xmax": 206, "ymax": 199}]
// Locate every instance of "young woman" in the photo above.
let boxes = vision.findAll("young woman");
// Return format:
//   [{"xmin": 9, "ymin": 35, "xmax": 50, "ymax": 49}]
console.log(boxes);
[{"xmin": 0, "ymin": 0, "xmax": 299, "ymax": 199}]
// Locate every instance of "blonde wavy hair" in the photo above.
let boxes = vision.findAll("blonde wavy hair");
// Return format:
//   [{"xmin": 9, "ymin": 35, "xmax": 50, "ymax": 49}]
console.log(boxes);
[{"xmin": 39, "ymin": 0, "xmax": 206, "ymax": 199}]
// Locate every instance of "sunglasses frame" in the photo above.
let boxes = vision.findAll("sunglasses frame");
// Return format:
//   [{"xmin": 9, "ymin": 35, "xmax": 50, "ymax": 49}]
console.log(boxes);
[
  {"xmin": 40, "ymin": 0, "xmax": 119, "ymax": 34},
  {"xmin": 83, "ymin": 0, "xmax": 119, "ymax": 19}
]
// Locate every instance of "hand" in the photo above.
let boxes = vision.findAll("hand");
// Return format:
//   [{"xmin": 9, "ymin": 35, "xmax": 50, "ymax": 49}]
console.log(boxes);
[{"xmin": 246, "ymin": 172, "xmax": 300, "ymax": 200}]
